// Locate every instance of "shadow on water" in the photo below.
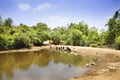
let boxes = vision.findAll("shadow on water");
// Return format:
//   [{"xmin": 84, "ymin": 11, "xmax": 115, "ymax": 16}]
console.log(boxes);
[{"xmin": 0, "ymin": 50, "xmax": 93, "ymax": 80}]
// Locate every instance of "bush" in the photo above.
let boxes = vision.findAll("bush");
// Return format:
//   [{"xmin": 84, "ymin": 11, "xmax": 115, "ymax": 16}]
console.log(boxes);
[
  {"xmin": 90, "ymin": 44, "xmax": 98, "ymax": 47},
  {"xmin": 31, "ymin": 37, "xmax": 42, "ymax": 46},
  {"xmin": 115, "ymin": 36, "xmax": 120, "ymax": 50},
  {"xmin": 14, "ymin": 34, "xmax": 31, "ymax": 49},
  {"xmin": 37, "ymin": 31, "xmax": 50, "ymax": 42},
  {"xmin": 0, "ymin": 35, "xmax": 8, "ymax": 50},
  {"xmin": 7, "ymin": 38, "xmax": 14, "ymax": 49},
  {"xmin": 0, "ymin": 27, "xmax": 4, "ymax": 34},
  {"xmin": 72, "ymin": 29, "xmax": 82, "ymax": 46},
  {"xmin": 0, "ymin": 35, "xmax": 14, "ymax": 50}
]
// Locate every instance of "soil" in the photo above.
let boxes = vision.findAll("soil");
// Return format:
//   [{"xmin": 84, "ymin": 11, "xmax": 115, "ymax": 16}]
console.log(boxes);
[{"xmin": 0, "ymin": 45, "xmax": 120, "ymax": 80}]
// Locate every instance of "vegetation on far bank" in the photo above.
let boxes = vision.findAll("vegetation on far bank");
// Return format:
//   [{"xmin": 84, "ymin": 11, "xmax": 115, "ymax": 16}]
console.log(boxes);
[{"xmin": 0, "ymin": 9, "xmax": 120, "ymax": 50}]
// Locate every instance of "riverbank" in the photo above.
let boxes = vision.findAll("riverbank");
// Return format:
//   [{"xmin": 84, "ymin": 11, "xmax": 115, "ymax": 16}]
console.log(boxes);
[
  {"xmin": 65, "ymin": 46, "xmax": 120, "ymax": 80},
  {"xmin": 0, "ymin": 46, "xmax": 50, "ymax": 54},
  {"xmin": 0, "ymin": 45, "xmax": 120, "ymax": 80}
]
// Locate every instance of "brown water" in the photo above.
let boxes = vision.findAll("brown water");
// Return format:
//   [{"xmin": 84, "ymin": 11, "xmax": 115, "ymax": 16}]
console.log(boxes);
[{"xmin": 0, "ymin": 50, "xmax": 93, "ymax": 80}]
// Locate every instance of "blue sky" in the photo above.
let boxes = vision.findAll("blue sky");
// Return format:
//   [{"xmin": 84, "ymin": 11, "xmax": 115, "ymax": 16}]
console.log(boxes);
[{"xmin": 0, "ymin": 0, "xmax": 120, "ymax": 30}]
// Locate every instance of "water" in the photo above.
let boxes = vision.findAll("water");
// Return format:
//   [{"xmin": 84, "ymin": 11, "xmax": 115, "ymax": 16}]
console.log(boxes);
[{"xmin": 0, "ymin": 50, "xmax": 93, "ymax": 80}]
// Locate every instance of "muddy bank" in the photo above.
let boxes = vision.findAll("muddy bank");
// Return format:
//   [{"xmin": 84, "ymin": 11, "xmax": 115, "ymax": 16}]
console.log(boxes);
[
  {"xmin": 0, "ymin": 46, "xmax": 50, "ymax": 54},
  {"xmin": 0, "ymin": 45, "xmax": 120, "ymax": 55},
  {"xmin": 49, "ymin": 45, "xmax": 120, "ymax": 80},
  {"xmin": 62, "ymin": 46, "xmax": 120, "ymax": 80}
]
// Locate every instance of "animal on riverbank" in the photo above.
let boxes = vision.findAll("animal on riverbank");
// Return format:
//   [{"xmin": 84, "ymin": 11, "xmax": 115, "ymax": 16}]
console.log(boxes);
[
  {"xmin": 54, "ymin": 46, "xmax": 72, "ymax": 53},
  {"xmin": 65, "ymin": 47, "xmax": 72, "ymax": 52}
]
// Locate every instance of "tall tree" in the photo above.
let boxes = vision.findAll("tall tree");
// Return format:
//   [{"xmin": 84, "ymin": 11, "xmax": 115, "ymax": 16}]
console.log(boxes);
[
  {"xmin": 72, "ymin": 29, "xmax": 83, "ymax": 46},
  {"xmin": 113, "ymin": 9, "xmax": 120, "ymax": 20},
  {"xmin": 0, "ymin": 15, "xmax": 3, "ymax": 25},
  {"xmin": 4, "ymin": 18, "xmax": 13, "ymax": 27},
  {"xmin": 106, "ymin": 9, "xmax": 120, "ymax": 45},
  {"xmin": 36, "ymin": 22, "xmax": 50, "ymax": 31}
]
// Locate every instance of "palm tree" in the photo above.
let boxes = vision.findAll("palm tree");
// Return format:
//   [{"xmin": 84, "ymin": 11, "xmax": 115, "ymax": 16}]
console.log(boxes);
[
  {"xmin": 107, "ymin": 9, "xmax": 120, "ymax": 31},
  {"xmin": 105, "ymin": 9, "xmax": 120, "ymax": 45},
  {"xmin": 113, "ymin": 9, "xmax": 120, "ymax": 20}
]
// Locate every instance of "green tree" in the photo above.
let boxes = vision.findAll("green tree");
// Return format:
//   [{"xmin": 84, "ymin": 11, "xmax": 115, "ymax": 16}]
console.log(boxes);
[
  {"xmin": 4, "ymin": 18, "xmax": 13, "ymax": 27},
  {"xmin": 113, "ymin": 9, "xmax": 120, "ymax": 19},
  {"xmin": 72, "ymin": 29, "xmax": 83, "ymax": 46},
  {"xmin": 0, "ymin": 26, "xmax": 4, "ymax": 34},
  {"xmin": 100, "ymin": 29, "xmax": 108, "ymax": 45},
  {"xmin": 19, "ymin": 24, "xmax": 30, "ymax": 33},
  {"xmin": 0, "ymin": 35, "xmax": 14, "ymax": 50},
  {"xmin": 88, "ymin": 27, "xmax": 101, "ymax": 46},
  {"xmin": 68, "ymin": 22, "xmax": 89, "ymax": 36},
  {"xmin": 115, "ymin": 36, "xmax": 120, "ymax": 50},
  {"xmin": 35, "ymin": 22, "xmax": 50, "ymax": 31},
  {"xmin": 0, "ymin": 15, "xmax": 3, "ymax": 25},
  {"xmin": 14, "ymin": 34, "xmax": 31, "ymax": 49},
  {"xmin": 106, "ymin": 9, "xmax": 120, "ymax": 45},
  {"xmin": 37, "ymin": 31, "xmax": 50, "ymax": 42},
  {"xmin": 51, "ymin": 31, "xmax": 61, "ymax": 44}
]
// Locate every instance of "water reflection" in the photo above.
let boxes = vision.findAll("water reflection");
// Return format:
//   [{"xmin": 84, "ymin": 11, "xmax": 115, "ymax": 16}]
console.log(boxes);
[{"xmin": 0, "ymin": 51, "xmax": 92, "ymax": 80}]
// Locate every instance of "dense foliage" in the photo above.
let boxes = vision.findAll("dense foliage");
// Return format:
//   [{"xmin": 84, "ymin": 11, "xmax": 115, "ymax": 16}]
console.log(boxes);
[{"xmin": 0, "ymin": 9, "xmax": 120, "ymax": 50}]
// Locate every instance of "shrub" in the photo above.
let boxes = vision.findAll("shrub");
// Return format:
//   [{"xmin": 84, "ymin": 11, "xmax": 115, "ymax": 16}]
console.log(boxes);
[
  {"xmin": 72, "ymin": 29, "xmax": 82, "ymax": 46},
  {"xmin": 14, "ymin": 34, "xmax": 31, "ymax": 49},
  {"xmin": 0, "ymin": 35, "xmax": 8, "ymax": 50},
  {"xmin": 7, "ymin": 38, "xmax": 14, "ymax": 49},
  {"xmin": 115, "ymin": 36, "xmax": 120, "ymax": 50},
  {"xmin": 90, "ymin": 44, "xmax": 98, "ymax": 47},
  {"xmin": 9, "ymin": 29, "xmax": 16, "ymax": 35},
  {"xmin": 0, "ymin": 35, "xmax": 14, "ymax": 50},
  {"xmin": 31, "ymin": 37, "xmax": 42, "ymax": 46},
  {"xmin": 37, "ymin": 31, "xmax": 50, "ymax": 42},
  {"xmin": 0, "ymin": 27, "xmax": 4, "ymax": 34}
]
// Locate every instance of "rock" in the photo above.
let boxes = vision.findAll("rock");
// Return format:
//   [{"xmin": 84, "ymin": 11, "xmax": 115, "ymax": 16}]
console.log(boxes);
[
  {"xmin": 96, "ymin": 69, "xmax": 109, "ymax": 75},
  {"xmin": 91, "ymin": 62, "xmax": 96, "ymax": 66},
  {"xmin": 86, "ymin": 63, "xmax": 90, "ymax": 67},
  {"xmin": 108, "ymin": 66, "xmax": 116, "ymax": 72},
  {"xmin": 86, "ymin": 62, "xmax": 96, "ymax": 67}
]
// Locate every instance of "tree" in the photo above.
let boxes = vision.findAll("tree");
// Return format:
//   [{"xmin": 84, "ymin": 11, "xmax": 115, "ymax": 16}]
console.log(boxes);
[
  {"xmin": 51, "ymin": 31, "xmax": 61, "ymax": 44},
  {"xmin": 88, "ymin": 27, "xmax": 101, "ymax": 46},
  {"xmin": 100, "ymin": 29, "xmax": 108, "ymax": 45},
  {"xmin": 113, "ymin": 9, "xmax": 120, "ymax": 20},
  {"xmin": 0, "ymin": 27, "xmax": 4, "ymax": 34},
  {"xmin": 51, "ymin": 27, "xmax": 68, "ymax": 44},
  {"xmin": 68, "ymin": 22, "xmax": 89, "ymax": 36},
  {"xmin": 0, "ymin": 35, "xmax": 14, "ymax": 50},
  {"xmin": 35, "ymin": 22, "xmax": 50, "ymax": 31},
  {"xmin": 115, "ymin": 36, "xmax": 120, "ymax": 50},
  {"xmin": 106, "ymin": 9, "xmax": 120, "ymax": 45},
  {"xmin": 115, "ymin": 20, "xmax": 120, "ymax": 37},
  {"xmin": 19, "ymin": 23, "xmax": 29, "ymax": 33},
  {"xmin": 4, "ymin": 18, "xmax": 13, "ymax": 27},
  {"xmin": 0, "ymin": 15, "xmax": 3, "ymax": 25},
  {"xmin": 72, "ymin": 29, "xmax": 83, "ymax": 46},
  {"xmin": 14, "ymin": 34, "xmax": 31, "ymax": 49},
  {"xmin": 37, "ymin": 31, "xmax": 50, "ymax": 42}
]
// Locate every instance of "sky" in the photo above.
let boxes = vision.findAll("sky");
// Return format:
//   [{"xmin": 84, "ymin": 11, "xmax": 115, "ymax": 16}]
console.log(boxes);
[{"xmin": 0, "ymin": 0, "xmax": 120, "ymax": 30}]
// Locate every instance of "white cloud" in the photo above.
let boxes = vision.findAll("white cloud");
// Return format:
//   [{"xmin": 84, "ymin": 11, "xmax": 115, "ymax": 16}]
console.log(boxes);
[
  {"xmin": 44, "ymin": 16, "xmax": 71, "ymax": 28},
  {"xmin": 18, "ymin": 3, "xmax": 31, "ymax": 11},
  {"xmin": 34, "ymin": 3, "xmax": 53, "ymax": 11}
]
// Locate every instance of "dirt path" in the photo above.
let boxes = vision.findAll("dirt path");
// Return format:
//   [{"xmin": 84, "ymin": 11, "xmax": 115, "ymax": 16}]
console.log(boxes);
[{"xmin": 0, "ymin": 45, "xmax": 120, "ymax": 80}]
